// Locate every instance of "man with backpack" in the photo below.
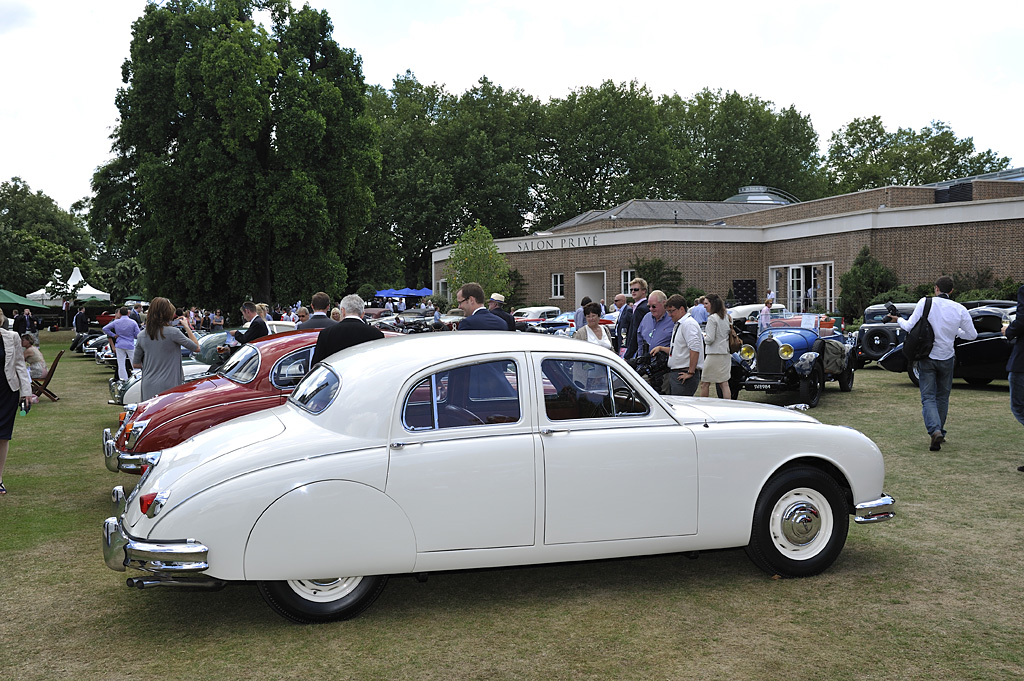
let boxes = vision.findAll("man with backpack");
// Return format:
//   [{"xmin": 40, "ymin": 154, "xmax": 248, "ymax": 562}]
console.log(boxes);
[{"xmin": 886, "ymin": 276, "xmax": 976, "ymax": 451}]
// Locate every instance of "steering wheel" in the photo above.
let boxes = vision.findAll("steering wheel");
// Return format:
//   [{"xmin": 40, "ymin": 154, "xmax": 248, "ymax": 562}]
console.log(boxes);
[{"xmin": 443, "ymin": 404, "xmax": 485, "ymax": 426}]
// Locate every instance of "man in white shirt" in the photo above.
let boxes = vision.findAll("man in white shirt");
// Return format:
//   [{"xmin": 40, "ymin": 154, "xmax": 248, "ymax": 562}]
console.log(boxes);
[
  {"xmin": 887, "ymin": 276, "xmax": 977, "ymax": 451},
  {"xmin": 652, "ymin": 294, "xmax": 704, "ymax": 396}
]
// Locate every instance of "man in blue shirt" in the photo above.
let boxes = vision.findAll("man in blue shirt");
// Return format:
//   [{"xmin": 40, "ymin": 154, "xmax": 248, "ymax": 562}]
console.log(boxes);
[
  {"xmin": 690, "ymin": 296, "xmax": 709, "ymax": 324},
  {"xmin": 102, "ymin": 307, "xmax": 141, "ymax": 382},
  {"xmin": 636, "ymin": 291, "xmax": 674, "ymax": 357}
]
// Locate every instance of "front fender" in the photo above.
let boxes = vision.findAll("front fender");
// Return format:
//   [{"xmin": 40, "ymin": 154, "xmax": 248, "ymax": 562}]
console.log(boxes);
[
  {"xmin": 793, "ymin": 351, "xmax": 819, "ymax": 376},
  {"xmin": 878, "ymin": 344, "xmax": 908, "ymax": 373}
]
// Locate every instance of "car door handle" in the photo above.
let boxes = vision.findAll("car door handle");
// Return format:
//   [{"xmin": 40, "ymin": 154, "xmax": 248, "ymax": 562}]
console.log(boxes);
[{"xmin": 540, "ymin": 428, "xmax": 571, "ymax": 436}]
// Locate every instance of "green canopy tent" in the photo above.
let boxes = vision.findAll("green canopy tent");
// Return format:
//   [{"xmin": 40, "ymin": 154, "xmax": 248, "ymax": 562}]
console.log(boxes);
[{"xmin": 0, "ymin": 288, "xmax": 50, "ymax": 310}]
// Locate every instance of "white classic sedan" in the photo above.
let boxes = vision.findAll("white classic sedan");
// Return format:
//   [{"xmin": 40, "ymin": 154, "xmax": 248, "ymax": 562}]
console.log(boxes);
[{"xmin": 103, "ymin": 333, "xmax": 894, "ymax": 623}]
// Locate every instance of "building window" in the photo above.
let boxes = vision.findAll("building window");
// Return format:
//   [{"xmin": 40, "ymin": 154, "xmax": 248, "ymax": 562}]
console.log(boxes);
[
  {"xmin": 551, "ymin": 273, "xmax": 565, "ymax": 299},
  {"xmin": 438, "ymin": 280, "xmax": 448, "ymax": 302},
  {"xmin": 621, "ymin": 270, "xmax": 636, "ymax": 295}
]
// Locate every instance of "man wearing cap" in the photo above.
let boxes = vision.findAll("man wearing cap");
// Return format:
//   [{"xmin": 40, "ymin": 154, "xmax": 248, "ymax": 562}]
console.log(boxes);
[{"xmin": 487, "ymin": 293, "xmax": 516, "ymax": 331}]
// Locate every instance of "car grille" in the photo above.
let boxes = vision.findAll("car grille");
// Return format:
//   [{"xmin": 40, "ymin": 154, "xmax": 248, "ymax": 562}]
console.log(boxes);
[{"xmin": 757, "ymin": 337, "xmax": 783, "ymax": 374}]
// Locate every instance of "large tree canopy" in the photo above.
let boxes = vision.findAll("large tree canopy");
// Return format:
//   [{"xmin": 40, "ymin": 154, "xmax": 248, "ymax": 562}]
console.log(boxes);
[
  {"xmin": 826, "ymin": 116, "xmax": 1010, "ymax": 194},
  {"xmin": 366, "ymin": 73, "xmax": 540, "ymax": 288},
  {"xmin": 0, "ymin": 177, "xmax": 93, "ymax": 296},
  {"xmin": 660, "ymin": 88, "xmax": 826, "ymax": 202},
  {"xmin": 93, "ymin": 0, "xmax": 378, "ymax": 309},
  {"xmin": 535, "ymin": 80, "xmax": 675, "ymax": 228}
]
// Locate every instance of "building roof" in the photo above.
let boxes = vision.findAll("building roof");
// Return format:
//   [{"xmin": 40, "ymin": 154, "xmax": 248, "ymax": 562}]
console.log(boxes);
[{"xmin": 549, "ymin": 199, "xmax": 770, "ymax": 231}]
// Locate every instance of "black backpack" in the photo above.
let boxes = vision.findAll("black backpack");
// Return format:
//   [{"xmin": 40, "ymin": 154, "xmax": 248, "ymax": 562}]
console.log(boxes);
[{"xmin": 902, "ymin": 297, "xmax": 934, "ymax": 361}]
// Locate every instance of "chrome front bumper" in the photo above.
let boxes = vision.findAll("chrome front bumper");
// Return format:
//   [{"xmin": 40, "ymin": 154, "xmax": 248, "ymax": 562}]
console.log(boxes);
[
  {"xmin": 854, "ymin": 494, "xmax": 896, "ymax": 524},
  {"xmin": 103, "ymin": 488, "xmax": 209, "ymax": 574}
]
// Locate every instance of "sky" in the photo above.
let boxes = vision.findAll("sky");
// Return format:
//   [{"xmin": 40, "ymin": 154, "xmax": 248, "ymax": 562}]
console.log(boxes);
[{"xmin": 1, "ymin": 0, "xmax": 1021, "ymax": 211}]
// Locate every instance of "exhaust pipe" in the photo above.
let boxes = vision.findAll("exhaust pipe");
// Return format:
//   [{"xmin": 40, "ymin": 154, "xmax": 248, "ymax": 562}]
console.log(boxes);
[{"xmin": 126, "ymin": 577, "xmax": 227, "ymax": 591}]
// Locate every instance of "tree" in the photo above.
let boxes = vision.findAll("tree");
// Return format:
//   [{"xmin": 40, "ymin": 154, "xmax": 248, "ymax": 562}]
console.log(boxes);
[
  {"xmin": 535, "ymin": 80, "xmax": 675, "ymax": 228},
  {"xmin": 660, "ymin": 88, "xmax": 826, "ymax": 201},
  {"xmin": 628, "ymin": 256, "xmax": 683, "ymax": 297},
  {"xmin": 838, "ymin": 247, "xmax": 899, "ymax": 320},
  {"xmin": 0, "ymin": 177, "xmax": 93, "ymax": 295},
  {"xmin": 368, "ymin": 73, "xmax": 540, "ymax": 287},
  {"xmin": 826, "ymin": 117, "xmax": 1010, "ymax": 194},
  {"xmin": 442, "ymin": 223, "xmax": 509, "ymax": 306},
  {"xmin": 93, "ymin": 0, "xmax": 378, "ymax": 309}
]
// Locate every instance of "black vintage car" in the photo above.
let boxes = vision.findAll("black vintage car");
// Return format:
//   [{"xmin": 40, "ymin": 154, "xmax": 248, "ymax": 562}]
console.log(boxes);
[
  {"xmin": 854, "ymin": 303, "xmax": 917, "ymax": 368},
  {"xmin": 878, "ymin": 307, "xmax": 1013, "ymax": 386}
]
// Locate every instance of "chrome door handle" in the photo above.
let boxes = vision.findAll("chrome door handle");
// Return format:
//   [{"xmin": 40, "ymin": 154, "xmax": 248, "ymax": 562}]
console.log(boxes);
[{"xmin": 540, "ymin": 428, "xmax": 570, "ymax": 436}]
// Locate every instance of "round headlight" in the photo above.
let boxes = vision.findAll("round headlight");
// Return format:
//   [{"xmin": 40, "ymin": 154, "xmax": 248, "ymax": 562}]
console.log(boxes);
[
  {"xmin": 778, "ymin": 344, "xmax": 794, "ymax": 360},
  {"xmin": 739, "ymin": 344, "xmax": 755, "ymax": 361}
]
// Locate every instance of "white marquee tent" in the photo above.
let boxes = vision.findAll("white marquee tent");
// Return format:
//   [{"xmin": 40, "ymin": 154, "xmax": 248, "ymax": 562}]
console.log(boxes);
[{"xmin": 26, "ymin": 266, "xmax": 110, "ymax": 305}]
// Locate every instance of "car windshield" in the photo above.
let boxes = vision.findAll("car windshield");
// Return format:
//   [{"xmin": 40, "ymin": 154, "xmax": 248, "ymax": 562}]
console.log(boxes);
[
  {"xmin": 289, "ymin": 365, "xmax": 340, "ymax": 414},
  {"xmin": 218, "ymin": 344, "xmax": 260, "ymax": 383},
  {"xmin": 194, "ymin": 332, "xmax": 227, "ymax": 365}
]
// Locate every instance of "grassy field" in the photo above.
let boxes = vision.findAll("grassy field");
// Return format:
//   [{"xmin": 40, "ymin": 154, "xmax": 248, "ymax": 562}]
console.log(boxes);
[{"xmin": 2, "ymin": 332, "xmax": 1022, "ymax": 680}]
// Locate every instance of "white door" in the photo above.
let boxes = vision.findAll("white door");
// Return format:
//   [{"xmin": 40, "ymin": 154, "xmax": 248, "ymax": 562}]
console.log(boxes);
[
  {"xmin": 534, "ymin": 356, "xmax": 698, "ymax": 545},
  {"xmin": 387, "ymin": 355, "xmax": 536, "ymax": 552}
]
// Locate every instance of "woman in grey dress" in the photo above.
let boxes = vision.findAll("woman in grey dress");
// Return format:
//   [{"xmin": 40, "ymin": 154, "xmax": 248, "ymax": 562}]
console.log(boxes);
[{"xmin": 133, "ymin": 297, "xmax": 199, "ymax": 402}]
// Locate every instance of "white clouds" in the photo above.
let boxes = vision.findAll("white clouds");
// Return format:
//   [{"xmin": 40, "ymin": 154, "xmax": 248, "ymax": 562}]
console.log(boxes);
[{"xmin": 1, "ymin": 0, "xmax": 1020, "ymax": 210}]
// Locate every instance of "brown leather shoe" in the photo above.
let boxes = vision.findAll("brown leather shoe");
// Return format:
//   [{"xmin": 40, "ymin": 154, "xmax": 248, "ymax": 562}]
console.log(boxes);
[{"xmin": 929, "ymin": 432, "xmax": 942, "ymax": 451}]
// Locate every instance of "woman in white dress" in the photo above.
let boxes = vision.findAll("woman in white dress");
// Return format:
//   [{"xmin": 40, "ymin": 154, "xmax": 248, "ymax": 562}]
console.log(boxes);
[
  {"xmin": 573, "ymin": 302, "xmax": 612, "ymax": 349},
  {"xmin": 699, "ymin": 293, "xmax": 732, "ymax": 399}
]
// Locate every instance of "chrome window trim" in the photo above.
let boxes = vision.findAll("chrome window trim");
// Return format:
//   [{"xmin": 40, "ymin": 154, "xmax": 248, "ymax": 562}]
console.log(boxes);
[{"xmin": 269, "ymin": 347, "xmax": 314, "ymax": 391}]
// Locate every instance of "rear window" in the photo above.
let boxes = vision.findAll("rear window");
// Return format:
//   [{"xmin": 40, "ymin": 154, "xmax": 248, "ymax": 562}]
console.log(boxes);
[{"xmin": 289, "ymin": 365, "xmax": 340, "ymax": 414}]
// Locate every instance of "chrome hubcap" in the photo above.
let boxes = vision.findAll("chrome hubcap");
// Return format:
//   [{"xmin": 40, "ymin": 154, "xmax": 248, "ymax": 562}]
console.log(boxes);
[
  {"xmin": 780, "ymin": 501, "xmax": 821, "ymax": 545},
  {"xmin": 769, "ymin": 487, "xmax": 833, "ymax": 559}
]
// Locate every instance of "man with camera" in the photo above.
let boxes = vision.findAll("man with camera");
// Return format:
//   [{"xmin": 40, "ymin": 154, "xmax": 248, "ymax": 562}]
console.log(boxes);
[
  {"xmin": 652, "ymin": 294, "xmax": 704, "ymax": 396},
  {"xmin": 885, "ymin": 276, "xmax": 976, "ymax": 452},
  {"xmin": 629, "ymin": 290, "xmax": 673, "ymax": 392}
]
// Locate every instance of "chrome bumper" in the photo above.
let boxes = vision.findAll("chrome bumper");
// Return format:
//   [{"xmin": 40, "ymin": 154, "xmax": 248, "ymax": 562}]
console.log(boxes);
[
  {"xmin": 103, "ymin": 494, "xmax": 210, "ymax": 574},
  {"xmin": 102, "ymin": 429, "xmax": 118, "ymax": 472},
  {"xmin": 854, "ymin": 494, "xmax": 896, "ymax": 524}
]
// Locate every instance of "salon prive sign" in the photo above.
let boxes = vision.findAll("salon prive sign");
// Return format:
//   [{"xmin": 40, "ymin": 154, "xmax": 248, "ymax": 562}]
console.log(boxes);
[{"xmin": 515, "ymin": 234, "xmax": 599, "ymax": 252}]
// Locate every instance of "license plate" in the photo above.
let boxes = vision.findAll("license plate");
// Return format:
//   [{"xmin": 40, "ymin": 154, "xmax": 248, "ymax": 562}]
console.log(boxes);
[{"xmin": 747, "ymin": 382, "xmax": 772, "ymax": 390}]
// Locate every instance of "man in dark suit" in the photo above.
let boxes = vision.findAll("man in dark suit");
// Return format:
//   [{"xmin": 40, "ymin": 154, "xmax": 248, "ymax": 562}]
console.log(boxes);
[
  {"xmin": 486, "ymin": 293, "xmax": 516, "ymax": 331},
  {"xmin": 456, "ymin": 283, "xmax": 509, "ymax": 331},
  {"xmin": 311, "ymin": 294, "xmax": 385, "ymax": 366},
  {"xmin": 298, "ymin": 292, "xmax": 337, "ymax": 330},
  {"xmin": 218, "ymin": 301, "xmax": 269, "ymax": 355},
  {"xmin": 624, "ymin": 277, "xmax": 649, "ymax": 360},
  {"xmin": 612, "ymin": 293, "xmax": 631, "ymax": 352}
]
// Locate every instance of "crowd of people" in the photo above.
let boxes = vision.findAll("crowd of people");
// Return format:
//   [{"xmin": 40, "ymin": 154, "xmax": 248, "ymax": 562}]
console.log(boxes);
[{"xmin": 2, "ymin": 275, "xmax": 1022, "ymax": 498}]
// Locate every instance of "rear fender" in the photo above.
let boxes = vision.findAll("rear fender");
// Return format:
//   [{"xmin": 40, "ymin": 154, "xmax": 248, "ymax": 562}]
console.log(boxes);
[{"xmin": 243, "ymin": 480, "xmax": 416, "ymax": 580}]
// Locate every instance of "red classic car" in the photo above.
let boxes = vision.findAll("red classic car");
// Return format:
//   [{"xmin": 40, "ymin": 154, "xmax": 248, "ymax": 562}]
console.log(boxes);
[{"xmin": 102, "ymin": 330, "xmax": 323, "ymax": 474}]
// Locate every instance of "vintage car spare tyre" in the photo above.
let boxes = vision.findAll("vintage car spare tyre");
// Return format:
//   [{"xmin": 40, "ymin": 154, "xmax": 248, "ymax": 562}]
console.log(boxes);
[
  {"xmin": 257, "ymin": 575, "xmax": 388, "ymax": 624},
  {"xmin": 860, "ymin": 327, "xmax": 894, "ymax": 360},
  {"xmin": 744, "ymin": 467, "xmax": 849, "ymax": 577}
]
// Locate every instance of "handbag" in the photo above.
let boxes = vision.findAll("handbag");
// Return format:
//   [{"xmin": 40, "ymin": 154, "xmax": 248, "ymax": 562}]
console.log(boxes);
[
  {"xmin": 728, "ymin": 325, "xmax": 743, "ymax": 353},
  {"xmin": 902, "ymin": 296, "xmax": 934, "ymax": 361}
]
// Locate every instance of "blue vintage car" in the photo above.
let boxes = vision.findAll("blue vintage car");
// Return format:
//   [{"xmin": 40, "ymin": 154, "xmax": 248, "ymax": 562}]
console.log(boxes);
[{"xmin": 733, "ymin": 320, "xmax": 855, "ymax": 408}]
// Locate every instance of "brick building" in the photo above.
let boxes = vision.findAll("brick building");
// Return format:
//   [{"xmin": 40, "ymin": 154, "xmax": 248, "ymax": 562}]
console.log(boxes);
[{"xmin": 431, "ymin": 177, "xmax": 1024, "ymax": 314}]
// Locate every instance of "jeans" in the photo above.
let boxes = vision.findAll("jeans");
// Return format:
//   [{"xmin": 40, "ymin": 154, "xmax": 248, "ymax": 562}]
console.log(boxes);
[
  {"xmin": 1010, "ymin": 372, "xmax": 1024, "ymax": 428},
  {"xmin": 917, "ymin": 356, "xmax": 955, "ymax": 436}
]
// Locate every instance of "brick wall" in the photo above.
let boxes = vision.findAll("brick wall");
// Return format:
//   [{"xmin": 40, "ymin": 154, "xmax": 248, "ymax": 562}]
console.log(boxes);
[{"xmin": 973, "ymin": 181, "xmax": 1024, "ymax": 201}]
